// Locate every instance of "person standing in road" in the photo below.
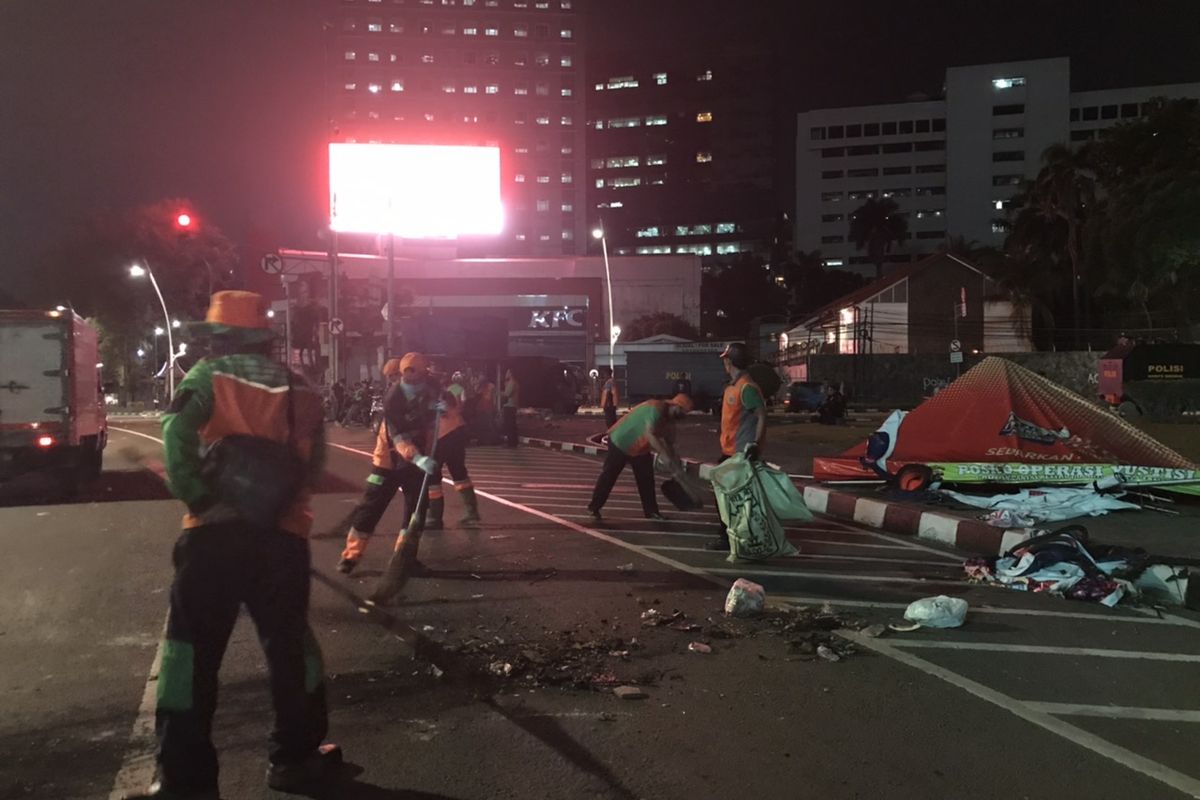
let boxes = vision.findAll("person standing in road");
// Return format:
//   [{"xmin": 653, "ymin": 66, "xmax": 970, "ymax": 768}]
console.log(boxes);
[
  {"xmin": 501, "ymin": 368, "xmax": 520, "ymax": 447},
  {"xmin": 471, "ymin": 373, "xmax": 497, "ymax": 445},
  {"xmin": 337, "ymin": 353, "xmax": 440, "ymax": 574},
  {"xmin": 587, "ymin": 393, "xmax": 693, "ymax": 522},
  {"xmin": 129, "ymin": 291, "xmax": 340, "ymax": 800},
  {"xmin": 330, "ymin": 378, "xmax": 346, "ymax": 423},
  {"xmin": 425, "ymin": 371, "xmax": 482, "ymax": 530},
  {"xmin": 599, "ymin": 366, "xmax": 619, "ymax": 428},
  {"xmin": 706, "ymin": 341, "xmax": 767, "ymax": 551}
]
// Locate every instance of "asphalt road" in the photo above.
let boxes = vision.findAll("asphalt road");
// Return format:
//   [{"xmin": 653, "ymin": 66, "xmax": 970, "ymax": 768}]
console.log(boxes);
[{"xmin": 1, "ymin": 422, "xmax": 1198, "ymax": 800}]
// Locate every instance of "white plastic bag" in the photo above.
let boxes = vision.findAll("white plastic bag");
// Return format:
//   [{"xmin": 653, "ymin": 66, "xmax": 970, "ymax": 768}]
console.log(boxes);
[
  {"xmin": 903, "ymin": 595, "xmax": 968, "ymax": 628},
  {"xmin": 724, "ymin": 578, "xmax": 766, "ymax": 617}
]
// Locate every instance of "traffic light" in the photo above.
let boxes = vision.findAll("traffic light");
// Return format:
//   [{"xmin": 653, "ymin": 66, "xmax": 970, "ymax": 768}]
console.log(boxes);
[{"xmin": 175, "ymin": 212, "xmax": 193, "ymax": 234}]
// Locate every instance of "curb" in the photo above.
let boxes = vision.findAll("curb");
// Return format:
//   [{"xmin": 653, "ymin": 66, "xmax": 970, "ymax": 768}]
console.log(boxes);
[{"xmin": 518, "ymin": 434, "xmax": 1021, "ymax": 558}]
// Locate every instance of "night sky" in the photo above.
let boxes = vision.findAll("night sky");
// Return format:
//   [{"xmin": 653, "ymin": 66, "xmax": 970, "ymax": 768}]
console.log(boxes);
[{"xmin": 2, "ymin": 0, "xmax": 1195, "ymax": 304}]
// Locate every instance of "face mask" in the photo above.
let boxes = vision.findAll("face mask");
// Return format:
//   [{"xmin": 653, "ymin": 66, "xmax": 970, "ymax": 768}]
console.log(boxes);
[{"xmin": 400, "ymin": 381, "xmax": 422, "ymax": 400}]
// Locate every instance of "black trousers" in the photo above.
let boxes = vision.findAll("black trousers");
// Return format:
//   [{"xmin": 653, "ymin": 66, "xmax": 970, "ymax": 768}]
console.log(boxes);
[
  {"xmin": 437, "ymin": 426, "xmax": 470, "ymax": 483},
  {"xmin": 349, "ymin": 464, "xmax": 427, "ymax": 534},
  {"xmin": 589, "ymin": 447, "xmax": 659, "ymax": 516},
  {"xmin": 603, "ymin": 405, "xmax": 617, "ymax": 428},
  {"xmin": 502, "ymin": 406, "xmax": 518, "ymax": 447},
  {"xmin": 155, "ymin": 523, "xmax": 327, "ymax": 793}
]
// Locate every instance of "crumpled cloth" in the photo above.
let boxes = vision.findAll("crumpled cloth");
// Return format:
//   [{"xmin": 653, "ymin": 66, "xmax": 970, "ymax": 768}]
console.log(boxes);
[{"xmin": 944, "ymin": 486, "xmax": 1139, "ymax": 527}]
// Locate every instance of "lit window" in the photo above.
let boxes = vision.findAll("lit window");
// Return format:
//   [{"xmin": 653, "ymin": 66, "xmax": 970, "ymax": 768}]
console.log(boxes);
[
  {"xmin": 421, "ymin": 53, "xmax": 435, "ymax": 63},
  {"xmin": 696, "ymin": 111, "xmax": 713, "ymax": 123},
  {"xmin": 537, "ymin": 199, "xmax": 550, "ymax": 211},
  {"xmin": 343, "ymin": 82, "xmax": 357, "ymax": 91},
  {"xmin": 823, "ymin": 259, "xmax": 844, "ymax": 267},
  {"xmin": 560, "ymin": 0, "xmax": 572, "ymax": 7},
  {"xmin": 389, "ymin": 53, "xmax": 399, "ymax": 62},
  {"xmin": 562, "ymin": 229, "xmax": 574, "ymax": 240},
  {"xmin": 716, "ymin": 222, "xmax": 736, "ymax": 234},
  {"xmin": 535, "ymin": 52, "xmax": 550, "ymax": 66},
  {"xmin": 561, "ymin": 145, "xmax": 573, "ymax": 155},
  {"xmin": 485, "ymin": 25, "xmax": 499, "ymax": 36},
  {"xmin": 695, "ymin": 151, "xmax": 712, "ymax": 163},
  {"xmin": 462, "ymin": 114, "xmax": 479, "ymax": 124},
  {"xmin": 594, "ymin": 83, "xmax": 604, "ymax": 92},
  {"xmin": 440, "ymin": 22, "xmax": 456, "ymax": 35},
  {"xmin": 636, "ymin": 246, "xmax": 672, "ymax": 255},
  {"xmin": 560, "ymin": 116, "xmax": 572, "ymax": 126},
  {"xmin": 562, "ymin": 202, "xmax": 573, "ymax": 212},
  {"xmin": 424, "ymin": 112, "xmax": 435, "ymax": 122},
  {"xmin": 675, "ymin": 244, "xmax": 712, "ymax": 256},
  {"xmin": 514, "ymin": 24, "xmax": 528, "ymax": 37},
  {"xmin": 485, "ymin": 84, "xmax": 499, "ymax": 94},
  {"xmin": 608, "ymin": 177, "xmax": 641, "ymax": 188},
  {"xmin": 606, "ymin": 76, "xmax": 639, "ymax": 90},
  {"xmin": 540, "ymin": 233, "xmax": 551, "ymax": 242},
  {"xmin": 368, "ymin": 21, "xmax": 383, "ymax": 32},
  {"xmin": 368, "ymin": 51, "xmax": 380, "ymax": 61},
  {"xmin": 636, "ymin": 226, "xmax": 660, "ymax": 238},
  {"xmin": 595, "ymin": 178, "xmax": 605, "ymax": 188},
  {"xmin": 561, "ymin": 87, "xmax": 573, "ymax": 97},
  {"xmin": 368, "ymin": 83, "xmax": 382, "ymax": 94},
  {"xmin": 514, "ymin": 145, "xmax": 529, "ymax": 154},
  {"xmin": 512, "ymin": 52, "xmax": 527, "ymax": 66},
  {"xmin": 462, "ymin": 24, "xmax": 478, "ymax": 35},
  {"xmin": 992, "ymin": 76, "xmax": 1026, "ymax": 90},
  {"xmin": 344, "ymin": 50, "xmax": 357, "ymax": 61},
  {"xmin": 443, "ymin": 83, "xmax": 456, "ymax": 93},
  {"xmin": 536, "ymin": 115, "xmax": 550, "ymax": 126},
  {"xmin": 654, "ymin": 72, "xmax": 667, "ymax": 85},
  {"xmin": 696, "ymin": 69, "xmax": 713, "ymax": 81},
  {"xmin": 646, "ymin": 154, "xmax": 666, "ymax": 166},
  {"xmin": 537, "ymin": 174, "xmax": 550, "ymax": 183},
  {"xmin": 390, "ymin": 21, "xmax": 404, "ymax": 33},
  {"xmin": 514, "ymin": 84, "xmax": 528, "ymax": 95},
  {"xmin": 536, "ymin": 82, "xmax": 549, "ymax": 96},
  {"xmin": 515, "ymin": 174, "xmax": 526, "ymax": 183},
  {"xmin": 605, "ymin": 155, "xmax": 639, "ymax": 168},
  {"xmin": 992, "ymin": 221, "xmax": 1008, "ymax": 233},
  {"xmin": 515, "ymin": 232, "xmax": 526, "ymax": 242},
  {"xmin": 717, "ymin": 243, "xmax": 746, "ymax": 255},
  {"xmin": 560, "ymin": 55, "xmax": 572, "ymax": 67},
  {"xmin": 561, "ymin": 28, "xmax": 573, "ymax": 39},
  {"xmin": 463, "ymin": 85, "xmax": 478, "ymax": 93},
  {"xmin": 608, "ymin": 117, "xmax": 641, "ymax": 129},
  {"xmin": 645, "ymin": 115, "xmax": 667, "ymax": 126}
]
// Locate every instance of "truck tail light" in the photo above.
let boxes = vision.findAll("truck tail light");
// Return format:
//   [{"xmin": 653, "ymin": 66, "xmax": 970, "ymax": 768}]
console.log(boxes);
[{"xmin": 36, "ymin": 435, "xmax": 55, "ymax": 448}]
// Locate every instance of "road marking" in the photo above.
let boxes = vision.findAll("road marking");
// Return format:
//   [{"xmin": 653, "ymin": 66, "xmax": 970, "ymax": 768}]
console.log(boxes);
[
  {"xmin": 890, "ymin": 640, "xmax": 1200, "ymax": 662},
  {"xmin": 110, "ymin": 425, "xmax": 166, "ymax": 446},
  {"xmin": 705, "ymin": 566, "xmax": 962, "ymax": 585},
  {"xmin": 842, "ymin": 631, "xmax": 1200, "ymax": 799},
  {"xmin": 645, "ymin": 544, "xmax": 957, "ymax": 567},
  {"xmin": 556, "ymin": 512, "xmax": 722, "ymax": 528},
  {"xmin": 1025, "ymin": 703, "xmax": 1200, "ymax": 723}
]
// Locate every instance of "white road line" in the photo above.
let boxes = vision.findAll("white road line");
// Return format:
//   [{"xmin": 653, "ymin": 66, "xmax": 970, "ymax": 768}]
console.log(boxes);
[
  {"xmin": 842, "ymin": 631, "xmax": 1200, "ymax": 799},
  {"xmin": 556, "ymin": 512, "xmax": 722, "ymax": 528},
  {"xmin": 774, "ymin": 594, "xmax": 1198, "ymax": 626},
  {"xmin": 645, "ymin": 544, "xmax": 957, "ymax": 567},
  {"xmin": 890, "ymin": 640, "xmax": 1200, "ymax": 662},
  {"xmin": 1025, "ymin": 703, "xmax": 1200, "ymax": 723},
  {"xmin": 705, "ymin": 566, "xmax": 962, "ymax": 585},
  {"xmin": 109, "ymin": 425, "xmax": 166, "ymax": 446}
]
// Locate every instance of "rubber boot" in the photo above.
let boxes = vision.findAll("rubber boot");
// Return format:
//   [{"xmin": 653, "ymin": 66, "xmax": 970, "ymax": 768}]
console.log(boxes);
[
  {"xmin": 425, "ymin": 496, "xmax": 444, "ymax": 531},
  {"xmin": 338, "ymin": 527, "xmax": 370, "ymax": 574},
  {"xmin": 458, "ymin": 486, "xmax": 482, "ymax": 527}
]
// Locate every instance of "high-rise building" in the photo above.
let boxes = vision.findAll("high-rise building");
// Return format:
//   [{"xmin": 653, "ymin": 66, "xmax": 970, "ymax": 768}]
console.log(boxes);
[
  {"xmin": 586, "ymin": 47, "xmax": 781, "ymax": 262},
  {"xmin": 325, "ymin": 0, "xmax": 586, "ymax": 256},
  {"xmin": 796, "ymin": 57, "xmax": 1200, "ymax": 274}
]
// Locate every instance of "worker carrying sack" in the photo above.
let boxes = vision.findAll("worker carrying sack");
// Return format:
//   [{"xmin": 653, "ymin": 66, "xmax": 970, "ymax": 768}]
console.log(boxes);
[{"xmin": 710, "ymin": 454, "xmax": 799, "ymax": 561}]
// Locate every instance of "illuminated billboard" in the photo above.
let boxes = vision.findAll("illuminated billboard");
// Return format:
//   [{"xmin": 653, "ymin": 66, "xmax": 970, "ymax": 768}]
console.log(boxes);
[{"xmin": 329, "ymin": 143, "xmax": 503, "ymax": 238}]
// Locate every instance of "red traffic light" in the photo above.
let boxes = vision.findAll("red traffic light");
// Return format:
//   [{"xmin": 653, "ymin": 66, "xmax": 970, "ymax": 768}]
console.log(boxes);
[{"xmin": 176, "ymin": 212, "xmax": 192, "ymax": 229}]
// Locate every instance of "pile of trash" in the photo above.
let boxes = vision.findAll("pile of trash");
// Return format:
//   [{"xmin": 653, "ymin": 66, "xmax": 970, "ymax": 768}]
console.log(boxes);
[
  {"xmin": 440, "ymin": 628, "xmax": 648, "ymax": 691},
  {"xmin": 963, "ymin": 525, "xmax": 1171, "ymax": 607}
]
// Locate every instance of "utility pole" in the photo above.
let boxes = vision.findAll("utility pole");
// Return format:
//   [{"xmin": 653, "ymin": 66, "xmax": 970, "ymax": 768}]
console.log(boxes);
[
  {"xmin": 386, "ymin": 232, "xmax": 395, "ymax": 358},
  {"xmin": 327, "ymin": 228, "xmax": 339, "ymax": 383}
]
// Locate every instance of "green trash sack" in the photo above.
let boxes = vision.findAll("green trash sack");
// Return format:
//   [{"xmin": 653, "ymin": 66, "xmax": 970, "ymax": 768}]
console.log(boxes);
[
  {"xmin": 755, "ymin": 461, "xmax": 815, "ymax": 522},
  {"xmin": 710, "ymin": 455, "xmax": 800, "ymax": 562}
]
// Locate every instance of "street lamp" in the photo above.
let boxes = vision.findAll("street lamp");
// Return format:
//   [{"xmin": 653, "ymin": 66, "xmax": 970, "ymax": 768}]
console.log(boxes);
[
  {"xmin": 592, "ymin": 226, "xmax": 616, "ymax": 375},
  {"xmin": 130, "ymin": 262, "xmax": 176, "ymax": 400}
]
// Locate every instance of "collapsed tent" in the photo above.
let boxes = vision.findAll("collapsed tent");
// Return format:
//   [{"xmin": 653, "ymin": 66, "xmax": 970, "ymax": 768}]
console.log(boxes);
[{"xmin": 813, "ymin": 357, "xmax": 1200, "ymax": 495}]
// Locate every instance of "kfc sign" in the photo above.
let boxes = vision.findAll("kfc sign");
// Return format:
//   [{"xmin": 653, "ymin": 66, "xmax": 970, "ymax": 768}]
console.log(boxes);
[{"xmin": 528, "ymin": 308, "xmax": 585, "ymax": 329}]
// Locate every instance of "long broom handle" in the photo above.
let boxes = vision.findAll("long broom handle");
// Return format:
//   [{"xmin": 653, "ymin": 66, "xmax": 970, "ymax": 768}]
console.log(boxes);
[{"xmin": 409, "ymin": 404, "xmax": 444, "ymax": 528}]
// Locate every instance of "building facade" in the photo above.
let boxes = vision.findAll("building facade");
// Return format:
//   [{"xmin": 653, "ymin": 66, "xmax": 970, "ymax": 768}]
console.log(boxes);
[
  {"xmin": 796, "ymin": 57, "xmax": 1200, "ymax": 274},
  {"xmin": 325, "ymin": 0, "xmax": 586, "ymax": 257},
  {"xmin": 585, "ymin": 47, "xmax": 780, "ymax": 262}
]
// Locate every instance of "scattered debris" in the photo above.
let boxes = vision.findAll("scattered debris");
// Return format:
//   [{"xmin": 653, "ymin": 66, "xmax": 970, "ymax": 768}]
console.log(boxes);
[
  {"xmin": 429, "ymin": 665, "xmax": 444, "ymax": 679},
  {"xmin": 724, "ymin": 578, "xmax": 766, "ymax": 617},
  {"xmin": 489, "ymin": 535, "xmax": 510, "ymax": 540},
  {"xmin": 688, "ymin": 642, "xmax": 713, "ymax": 654},
  {"xmin": 617, "ymin": 563, "xmax": 635, "ymax": 572},
  {"xmin": 816, "ymin": 645, "xmax": 841, "ymax": 663},
  {"xmin": 422, "ymin": 625, "xmax": 436, "ymax": 632},
  {"xmin": 888, "ymin": 621, "xmax": 921, "ymax": 633},
  {"xmin": 861, "ymin": 623, "xmax": 888, "ymax": 638},
  {"xmin": 471, "ymin": 594, "xmax": 485, "ymax": 600},
  {"xmin": 614, "ymin": 685, "xmax": 648, "ymax": 700},
  {"xmin": 488, "ymin": 661, "xmax": 513, "ymax": 677}
]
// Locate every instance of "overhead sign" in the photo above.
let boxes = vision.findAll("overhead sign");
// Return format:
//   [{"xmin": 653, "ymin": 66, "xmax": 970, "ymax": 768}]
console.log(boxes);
[
  {"xmin": 261, "ymin": 254, "xmax": 282, "ymax": 274},
  {"xmin": 328, "ymin": 143, "xmax": 504, "ymax": 238},
  {"xmin": 528, "ymin": 308, "xmax": 585, "ymax": 329}
]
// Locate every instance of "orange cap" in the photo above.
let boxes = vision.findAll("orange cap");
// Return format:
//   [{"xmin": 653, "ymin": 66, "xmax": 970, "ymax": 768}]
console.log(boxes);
[
  {"xmin": 669, "ymin": 393, "xmax": 694, "ymax": 414},
  {"xmin": 399, "ymin": 352, "xmax": 428, "ymax": 374},
  {"xmin": 204, "ymin": 291, "xmax": 269, "ymax": 330},
  {"xmin": 382, "ymin": 358, "xmax": 404, "ymax": 377}
]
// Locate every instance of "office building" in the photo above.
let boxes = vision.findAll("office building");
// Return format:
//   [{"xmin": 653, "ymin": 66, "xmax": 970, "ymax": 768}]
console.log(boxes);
[
  {"xmin": 796, "ymin": 57, "xmax": 1200, "ymax": 274},
  {"xmin": 325, "ymin": 0, "xmax": 586, "ymax": 256}
]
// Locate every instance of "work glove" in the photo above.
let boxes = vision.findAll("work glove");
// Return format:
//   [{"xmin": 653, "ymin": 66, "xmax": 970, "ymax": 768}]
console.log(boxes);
[
  {"xmin": 742, "ymin": 443, "xmax": 760, "ymax": 462},
  {"xmin": 413, "ymin": 454, "xmax": 439, "ymax": 476},
  {"xmin": 433, "ymin": 400, "xmax": 449, "ymax": 414}
]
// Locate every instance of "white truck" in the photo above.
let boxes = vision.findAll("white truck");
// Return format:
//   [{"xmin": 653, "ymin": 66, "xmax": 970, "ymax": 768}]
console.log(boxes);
[{"xmin": 0, "ymin": 309, "xmax": 107, "ymax": 491}]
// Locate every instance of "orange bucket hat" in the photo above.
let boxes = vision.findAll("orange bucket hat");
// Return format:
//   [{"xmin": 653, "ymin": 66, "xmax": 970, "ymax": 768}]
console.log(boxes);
[
  {"xmin": 382, "ymin": 358, "xmax": 404, "ymax": 377},
  {"xmin": 191, "ymin": 291, "xmax": 274, "ymax": 342},
  {"xmin": 668, "ymin": 393, "xmax": 694, "ymax": 414},
  {"xmin": 399, "ymin": 352, "xmax": 428, "ymax": 374}
]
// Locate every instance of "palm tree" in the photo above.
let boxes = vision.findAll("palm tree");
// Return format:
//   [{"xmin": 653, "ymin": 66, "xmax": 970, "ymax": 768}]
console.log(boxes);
[
  {"xmin": 848, "ymin": 197, "xmax": 908, "ymax": 279},
  {"xmin": 1030, "ymin": 144, "xmax": 1096, "ymax": 346}
]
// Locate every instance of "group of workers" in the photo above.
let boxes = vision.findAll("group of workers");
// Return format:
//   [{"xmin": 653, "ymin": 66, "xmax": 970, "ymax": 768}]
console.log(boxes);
[{"xmin": 132, "ymin": 288, "xmax": 767, "ymax": 799}]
